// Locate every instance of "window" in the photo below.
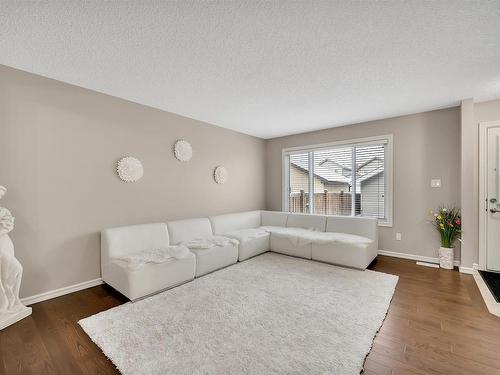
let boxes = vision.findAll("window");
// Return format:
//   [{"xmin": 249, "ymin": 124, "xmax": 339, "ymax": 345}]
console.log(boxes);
[{"xmin": 282, "ymin": 135, "xmax": 393, "ymax": 226}]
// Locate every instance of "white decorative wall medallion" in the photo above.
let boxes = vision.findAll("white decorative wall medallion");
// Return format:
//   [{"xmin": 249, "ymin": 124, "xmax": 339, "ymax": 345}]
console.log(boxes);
[
  {"xmin": 174, "ymin": 140, "xmax": 193, "ymax": 162},
  {"xmin": 214, "ymin": 166, "xmax": 228, "ymax": 184},
  {"xmin": 117, "ymin": 157, "xmax": 144, "ymax": 182}
]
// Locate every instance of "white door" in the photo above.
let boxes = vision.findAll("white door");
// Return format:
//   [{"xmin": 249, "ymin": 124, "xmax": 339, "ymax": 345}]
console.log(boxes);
[{"xmin": 486, "ymin": 126, "xmax": 500, "ymax": 271}]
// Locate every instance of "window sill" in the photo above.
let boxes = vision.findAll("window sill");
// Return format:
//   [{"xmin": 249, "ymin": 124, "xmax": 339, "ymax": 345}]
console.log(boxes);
[{"xmin": 377, "ymin": 220, "xmax": 393, "ymax": 228}]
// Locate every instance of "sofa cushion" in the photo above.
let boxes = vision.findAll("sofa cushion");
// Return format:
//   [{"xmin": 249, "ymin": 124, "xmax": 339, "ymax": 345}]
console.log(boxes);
[
  {"xmin": 224, "ymin": 228, "xmax": 270, "ymax": 261},
  {"xmin": 181, "ymin": 235, "xmax": 239, "ymax": 249},
  {"xmin": 308, "ymin": 232, "xmax": 373, "ymax": 246},
  {"xmin": 270, "ymin": 229, "xmax": 312, "ymax": 259},
  {"xmin": 167, "ymin": 218, "xmax": 213, "ymax": 245},
  {"xmin": 189, "ymin": 243, "xmax": 238, "ymax": 277},
  {"xmin": 286, "ymin": 213, "xmax": 326, "ymax": 231},
  {"xmin": 312, "ymin": 236, "xmax": 377, "ymax": 269},
  {"xmin": 224, "ymin": 228, "xmax": 268, "ymax": 242},
  {"xmin": 114, "ymin": 246, "xmax": 191, "ymax": 270},
  {"xmin": 209, "ymin": 211, "xmax": 262, "ymax": 234},
  {"xmin": 261, "ymin": 211, "xmax": 288, "ymax": 227},
  {"xmin": 104, "ymin": 252, "xmax": 196, "ymax": 300},
  {"xmin": 266, "ymin": 227, "xmax": 318, "ymax": 243}
]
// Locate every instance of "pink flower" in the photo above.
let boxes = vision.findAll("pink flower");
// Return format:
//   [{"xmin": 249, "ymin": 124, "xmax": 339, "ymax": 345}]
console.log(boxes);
[{"xmin": 456, "ymin": 219, "xmax": 461, "ymax": 225}]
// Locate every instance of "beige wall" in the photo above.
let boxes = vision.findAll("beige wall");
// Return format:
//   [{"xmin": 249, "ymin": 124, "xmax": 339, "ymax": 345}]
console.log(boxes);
[
  {"xmin": 0, "ymin": 65, "xmax": 266, "ymax": 298},
  {"xmin": 266, "ymin": 108, "xmax": 461, "ymax": 260},
  {"xmin": 475, "ymin": 99, "xmax": 500, "ymax": 122}
]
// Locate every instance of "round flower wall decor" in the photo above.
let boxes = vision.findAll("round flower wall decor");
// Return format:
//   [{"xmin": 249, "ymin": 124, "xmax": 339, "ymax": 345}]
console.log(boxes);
[
  {"xmin": 117, "ymin": 157, "xmax": 144, "ymax": 182},
  {"xmin": 174, "ymin": 140, "xmax": 193, "ymax": 162},
  {"xmin": 214, "ymin": 166, "xmax": 228, "ymax": 184}
]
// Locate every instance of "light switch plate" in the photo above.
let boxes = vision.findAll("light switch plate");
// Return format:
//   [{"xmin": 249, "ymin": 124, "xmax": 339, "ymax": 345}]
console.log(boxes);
[
  {"xmin": 431, "ymin": 179, "xmax": 441, "ymax": 188},
  {"xmin": 396, "ymin": 232, "xmax": 402, "ymax": 241}
]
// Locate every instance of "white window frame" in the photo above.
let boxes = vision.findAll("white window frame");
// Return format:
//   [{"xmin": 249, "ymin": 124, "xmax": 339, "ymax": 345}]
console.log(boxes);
[{"xmin": 282, "ymin": 134, "xmax": 393, "ymax": 227}]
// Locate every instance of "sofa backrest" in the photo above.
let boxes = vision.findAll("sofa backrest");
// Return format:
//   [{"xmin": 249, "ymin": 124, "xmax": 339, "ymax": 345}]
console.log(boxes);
[
  {"xmin": 209, "ymin": 210, "xmax": 262, "ymax": 234},
  {"xmin": 286, "ymin": 213, "xmax": 326, "ymax": 231},
  {"xmin": 101, "ymin": 222, "xmax": 169, "ymax": 259},
  {"xmin": 167, "ymin": 218, "xmax": 213, "ymax": 244},
  {"xmin": 325, "ymin": 216, "xmax": 378, "ymax": 241},
  {"xmin": 261, "ymin": 211, "xmax": 288, "ymax": 227}
]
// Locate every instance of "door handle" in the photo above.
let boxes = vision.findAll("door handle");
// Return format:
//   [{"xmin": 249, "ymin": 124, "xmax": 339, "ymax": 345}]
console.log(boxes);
[{"xmin": 490, "ymin": 208, "xmax": 500, "ymax": 213}]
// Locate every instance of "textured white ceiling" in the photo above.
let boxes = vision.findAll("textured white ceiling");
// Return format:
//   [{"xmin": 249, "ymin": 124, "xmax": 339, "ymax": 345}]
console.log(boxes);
[{"xmin": 1, "ymin": 1, "xmax": 500, "ymax": 139}]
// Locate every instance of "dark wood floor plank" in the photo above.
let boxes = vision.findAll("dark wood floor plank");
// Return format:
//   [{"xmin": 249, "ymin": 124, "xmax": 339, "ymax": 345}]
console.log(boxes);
[
  {"xmin": 3, "ymin": 314, "xmax": 55, "ymax": 375},
  {"xmin": 33, "ymin": 302, "xmax": 87, "ymax": 375},
  {"xmin": 0, "ymin": 323, "xmax": 29, "ymax": 375},
  {"xmin": 366, "ymin": 350, "xmax": 431, "ymax": 375},
  {"xmin": 44, "ymin": 290, "xmax": 118, "ymax": 375},
  {"xmin": 362, "ymin": 356, "xmax": 393, "ymax": 375},
  {"xmin": 1, "ymin": 255, "xmax": 500, "ymax": 374}
]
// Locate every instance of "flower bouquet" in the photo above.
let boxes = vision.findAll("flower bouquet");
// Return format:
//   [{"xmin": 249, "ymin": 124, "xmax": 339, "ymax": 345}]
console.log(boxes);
[{"xmin": 429, "ymin": 207, "xmax": 461, "ymax": 269}]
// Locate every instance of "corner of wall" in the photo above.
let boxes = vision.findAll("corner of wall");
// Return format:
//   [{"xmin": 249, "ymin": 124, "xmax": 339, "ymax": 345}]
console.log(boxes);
[{"xmin": 460, "ymin": 98, "xmax": 476, "ymax": 268}]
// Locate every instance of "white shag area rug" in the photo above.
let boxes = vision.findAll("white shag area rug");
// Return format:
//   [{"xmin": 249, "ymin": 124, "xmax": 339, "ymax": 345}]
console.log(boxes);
[{"xmin": 79, "ymin": 253, "xmax": 398, "ymax": 375}]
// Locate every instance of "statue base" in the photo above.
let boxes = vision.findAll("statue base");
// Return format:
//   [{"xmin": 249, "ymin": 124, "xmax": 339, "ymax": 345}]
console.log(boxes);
[{"xmin": 0, "ymin": 305, "xmax": 32, "ymax": 330}]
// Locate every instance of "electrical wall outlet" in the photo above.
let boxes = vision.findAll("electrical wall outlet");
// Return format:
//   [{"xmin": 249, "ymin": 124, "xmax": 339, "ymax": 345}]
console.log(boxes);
[
  {"xmin": 431, "ymin": 179, "xmax": 442, "ymax": 188},
  {"xmin": 396, "ymin": 232, "xmax": 402, "ymax": 241}
]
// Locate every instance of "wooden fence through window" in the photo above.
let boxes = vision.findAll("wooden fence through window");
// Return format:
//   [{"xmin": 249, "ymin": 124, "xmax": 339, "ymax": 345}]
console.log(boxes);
[{"xmin": 289, "ymin": 190, "xmax": 361, "ymax": 215}]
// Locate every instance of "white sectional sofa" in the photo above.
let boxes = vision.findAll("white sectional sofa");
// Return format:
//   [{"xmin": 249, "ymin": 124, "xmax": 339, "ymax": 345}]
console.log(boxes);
[{"xmin": 101, "ymin": 211, "xmax": 378, "ymax": 300}]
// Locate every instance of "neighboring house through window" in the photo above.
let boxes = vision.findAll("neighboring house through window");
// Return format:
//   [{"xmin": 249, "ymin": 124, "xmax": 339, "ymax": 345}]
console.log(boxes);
[{"xmin": 282, "ymin": 135, "xmax": 393, "ymax": 226}]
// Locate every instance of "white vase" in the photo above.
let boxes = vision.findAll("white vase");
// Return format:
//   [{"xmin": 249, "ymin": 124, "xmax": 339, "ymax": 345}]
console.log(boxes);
[{"xmin": 438, "ymin": 247, "xmax": 454, "ymax": 269}]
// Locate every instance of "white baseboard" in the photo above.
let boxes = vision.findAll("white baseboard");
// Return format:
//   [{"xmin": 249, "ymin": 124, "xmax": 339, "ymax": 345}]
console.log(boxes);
[
  {"xmin": 416, "ymin": 261, "xmax": 439, "ymax": 268},
  {"xmin": 21, "ymin": 278, "xmax": 103, "ymax": 306},
  {"xmin": 458, "ymin": 263, "xmax": 478, "ymax": 274},
  {"xmin": 377, "ymin": 250, "xmax": 460, "ymax": 267},
  {"xmin": 459, "ymin": 266, "xmax": 474, "ymax": 274}
]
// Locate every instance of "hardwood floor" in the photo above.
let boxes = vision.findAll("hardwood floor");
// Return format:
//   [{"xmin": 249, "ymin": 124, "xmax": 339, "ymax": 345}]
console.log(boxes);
[
  {"xmin": 365, "ymin": 256, "xmax": 500, "ymax": 375},
  {"xmin": 1, "ymin": 255, "xmax": 499, "ymax": 375}
]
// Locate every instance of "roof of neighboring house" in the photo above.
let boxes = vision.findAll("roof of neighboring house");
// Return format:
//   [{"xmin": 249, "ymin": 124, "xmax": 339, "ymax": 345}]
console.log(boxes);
[
  {"xmin": 356, "ymin": 157, "xmax": 384, "ymax": 183},
  {"xmin": 291, "ymin": 156, "xmax": 383, "ymax": 184},
  {"xmin": 292, "ymin": 159, "xmax": 350, "ymax": 184}
]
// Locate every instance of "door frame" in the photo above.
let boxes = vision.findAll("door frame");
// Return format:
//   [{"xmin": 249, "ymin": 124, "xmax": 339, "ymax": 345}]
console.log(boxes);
[{"xmin": 479, "ymin": 120, "xmax": 500, "ymax": 271}]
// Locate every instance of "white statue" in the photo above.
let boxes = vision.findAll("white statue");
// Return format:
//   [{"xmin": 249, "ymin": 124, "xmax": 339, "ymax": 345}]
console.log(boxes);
[{"xmin": 0, "ymin": 186, "xmax": 31, "ymax": 330}]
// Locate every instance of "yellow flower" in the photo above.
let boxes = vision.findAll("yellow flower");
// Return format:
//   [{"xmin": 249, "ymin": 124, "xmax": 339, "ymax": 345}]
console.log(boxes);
[
  {"xmin": 437, "ymin": 215, "xmax": 442, "ymax": 220},
  {"xmin": 440, "ymin": 224, "xmax": 445, "ymax": 229}
]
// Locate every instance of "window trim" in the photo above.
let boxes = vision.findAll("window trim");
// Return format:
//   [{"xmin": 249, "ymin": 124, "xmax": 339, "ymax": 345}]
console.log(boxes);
[{"xmin": 281, "ymin": 134, "xmax": 393, "ymax": 227}]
